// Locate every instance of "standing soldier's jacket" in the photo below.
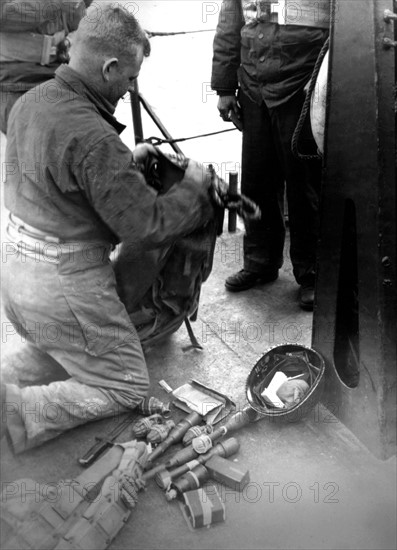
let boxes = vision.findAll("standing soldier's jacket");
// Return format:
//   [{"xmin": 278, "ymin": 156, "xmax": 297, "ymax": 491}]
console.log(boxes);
[{"xmin": 211, "ymin": 0, "xmax": 330, "ymax": 107}]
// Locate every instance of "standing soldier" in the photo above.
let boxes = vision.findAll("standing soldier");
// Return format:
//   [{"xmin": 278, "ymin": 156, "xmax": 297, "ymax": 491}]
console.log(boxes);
[
  {"xmin": 211, "ymin": 0, "xmax": 330, "ymax": 310},
  {"xmin": 0, "ymin": 0, "xmax": 90, "ymax": 134}
]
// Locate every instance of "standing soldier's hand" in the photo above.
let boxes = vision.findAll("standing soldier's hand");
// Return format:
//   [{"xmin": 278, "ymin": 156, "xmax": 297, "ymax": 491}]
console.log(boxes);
[
  {"xmin": 217, "ymin": 95, "xmax": 243, "ymax": 130},
  {"xmin": 217, "ymin": 95, "xmax": 239, "ymax": 121}
]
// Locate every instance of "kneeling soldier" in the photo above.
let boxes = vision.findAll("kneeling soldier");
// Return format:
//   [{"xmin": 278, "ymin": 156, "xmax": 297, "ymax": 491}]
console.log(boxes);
[{"xmin": 1, "ymin": 2, "xmax": 216, "ymax": 453}]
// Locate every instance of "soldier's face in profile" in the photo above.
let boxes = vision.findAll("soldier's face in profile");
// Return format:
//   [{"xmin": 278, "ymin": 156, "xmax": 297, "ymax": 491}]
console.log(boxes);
[{"xmin": 109, "ymin": 45, "xmax": 145, "ymax": 105}]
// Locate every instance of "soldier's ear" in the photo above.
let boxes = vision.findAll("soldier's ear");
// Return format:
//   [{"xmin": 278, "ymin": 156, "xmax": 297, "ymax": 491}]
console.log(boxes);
[{"xmin": 102, "ymin": 58, "xmax": 119, "ymax": 82}]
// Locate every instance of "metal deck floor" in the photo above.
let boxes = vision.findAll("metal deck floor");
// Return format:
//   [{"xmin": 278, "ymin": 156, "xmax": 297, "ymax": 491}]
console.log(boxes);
[{"xmin": 1, "ymin": 225, "xmax": 396, "ymax": 550}]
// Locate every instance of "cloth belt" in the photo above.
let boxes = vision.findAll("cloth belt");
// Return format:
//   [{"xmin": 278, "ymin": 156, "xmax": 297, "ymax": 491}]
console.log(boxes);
[
  {"xmin": 244, "ymin": 0, "xmax": 330, "ymax": 29},
  {"xmin": 9, "ymin": 213, "xmax": 61, "ymax": 242},
  {"xmin": 6, "ymin": 214, "xmax": 112, "ymax": 262},
  {"xmin": 0, "ymin": 30, "xmax": 66, "ymax": 65}
]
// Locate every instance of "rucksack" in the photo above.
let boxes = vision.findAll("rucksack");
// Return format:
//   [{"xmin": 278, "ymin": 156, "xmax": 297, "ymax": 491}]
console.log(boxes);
[{"xmin": 114, "ymin": 150, "xmax": 224, "ymax": 351}]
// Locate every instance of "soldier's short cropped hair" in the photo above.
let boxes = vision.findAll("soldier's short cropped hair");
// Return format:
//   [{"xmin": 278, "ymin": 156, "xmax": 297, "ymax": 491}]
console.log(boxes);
[{"xmin": 76, "ymin": 1, "xmax": 150, "ymax": 60}]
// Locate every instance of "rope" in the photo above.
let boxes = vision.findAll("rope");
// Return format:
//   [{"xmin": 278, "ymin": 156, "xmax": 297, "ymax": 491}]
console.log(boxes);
[
  {"xmin": 291, "ymin": 38, "xmax": 330, "ymax": 161},
  {"xmin": 145, "ymin": 127, "xmax": 238, "ymax": 146},
  {"xmin": 207, "ymin": 163, "xmax": 261, "ymax": 222}
]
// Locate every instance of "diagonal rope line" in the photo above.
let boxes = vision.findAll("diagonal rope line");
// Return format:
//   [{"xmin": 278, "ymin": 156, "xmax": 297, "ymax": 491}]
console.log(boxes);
[{"xmin": 146, "ymin": 127, "xmax": 238, "ymax": 146}]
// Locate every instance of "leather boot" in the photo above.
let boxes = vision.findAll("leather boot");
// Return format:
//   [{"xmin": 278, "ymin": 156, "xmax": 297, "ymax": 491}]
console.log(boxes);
[{"xmin": 225, "ymin": 269, "xmax": 278, "ymax": 292}]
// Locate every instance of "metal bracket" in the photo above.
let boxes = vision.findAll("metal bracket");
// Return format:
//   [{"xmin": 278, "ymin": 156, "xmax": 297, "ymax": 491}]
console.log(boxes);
[
  {"xmin": 384, "ymin": 8, "xmax": 397, "ymax": 22},
  {"xmin": 383, "ymin": 36, "xmax": 397, "ymax": 48}
]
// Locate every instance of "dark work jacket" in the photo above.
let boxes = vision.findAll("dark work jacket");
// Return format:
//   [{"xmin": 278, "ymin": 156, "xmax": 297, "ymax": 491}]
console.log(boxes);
[
  {"xmin": 5, "ymin": 65, "xmax": 214, "ymax": 247},
  {"xmin": 211, "ymin": 0, "xmax": 329, "ymax": 108}
]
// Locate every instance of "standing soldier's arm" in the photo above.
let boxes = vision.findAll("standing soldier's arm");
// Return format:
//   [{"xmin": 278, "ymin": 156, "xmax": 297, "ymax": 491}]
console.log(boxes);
[{"xmin": 211, "ymin": 0, "xmax": 244, "ymax": 120}]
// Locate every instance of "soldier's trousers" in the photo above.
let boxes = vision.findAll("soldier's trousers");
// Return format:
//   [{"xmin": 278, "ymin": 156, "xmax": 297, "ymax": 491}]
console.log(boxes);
[
  {"xmin": 1, "ymin": 239, "xmax": 149, "ymax": 453},
  {"xmin": 240, "ymin": 88, "xmax": 322, "ymax": 286}
]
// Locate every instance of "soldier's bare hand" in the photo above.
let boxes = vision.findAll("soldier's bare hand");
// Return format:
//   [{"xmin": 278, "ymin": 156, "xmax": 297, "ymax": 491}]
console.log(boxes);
[
  {"xmin": 217, "ymin": 95, "xmax": 239, "ymax": 122},
  {"xmin": 132, "ymin": 143, "xmax": 158, "ymax": 165},
  {"xmin": 183, "ymin": 159, "xmax": 208, "ymax": 185}
]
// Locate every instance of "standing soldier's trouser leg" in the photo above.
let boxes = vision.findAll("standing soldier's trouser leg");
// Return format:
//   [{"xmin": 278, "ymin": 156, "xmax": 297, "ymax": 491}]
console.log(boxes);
[
  {"xmin": 1, "ymin": 242, "xmax": 149, "ymax": 453},
  {"xmin": 269, "ymin": 92, "xmax": 322, "ymax": 286},
  {"xmin": 240, "ymin": 89, "xmax": 286, "ymax": 274}
]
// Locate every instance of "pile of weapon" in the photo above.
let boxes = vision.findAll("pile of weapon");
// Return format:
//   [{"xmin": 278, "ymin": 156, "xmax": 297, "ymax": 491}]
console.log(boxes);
[
  {"xmin": 79, "ymin": 395, "xmax": 259, "ymax": 526},
  {"xmin": 141, "ymin": 406, "xmax": 257, "ymax": 500}
]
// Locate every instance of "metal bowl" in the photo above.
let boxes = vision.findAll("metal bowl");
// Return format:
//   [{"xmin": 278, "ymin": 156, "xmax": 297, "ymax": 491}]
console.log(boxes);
[{"xmin": 245, "ymin": 344, "xmax": 325, "ymax": 421}]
